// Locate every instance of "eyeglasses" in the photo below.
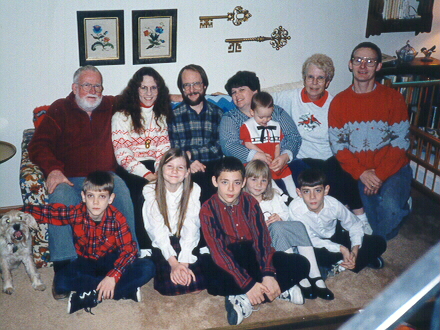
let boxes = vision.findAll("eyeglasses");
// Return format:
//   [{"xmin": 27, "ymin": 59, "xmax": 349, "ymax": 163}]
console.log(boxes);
[
  {"xmin": 351, "ymin": 56, "xmax": 378, "ymax": 67},
  {"xmin": 182, "ymin": 81, "xmax": 203, "ymax": 91},
  {"xmin": 305, "ymin": 75, "xmax": 326, "ymax": 84},
  {"xmin": 139, "ymin": 85, "xmax": 158, "ymax": 94},
  {"xmin": 79, "ymin": 83, "xmax": 103, "ymax": 92}
]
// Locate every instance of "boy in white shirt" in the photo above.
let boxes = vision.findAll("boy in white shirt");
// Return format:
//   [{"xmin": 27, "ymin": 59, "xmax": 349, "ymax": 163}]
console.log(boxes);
[{"xmin": 289, "ymin": 168, "xmax": 386, "ymax": 273}]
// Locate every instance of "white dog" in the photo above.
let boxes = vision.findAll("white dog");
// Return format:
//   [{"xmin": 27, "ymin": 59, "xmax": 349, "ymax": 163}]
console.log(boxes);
[{"xmin": 0, "ymin": 210, "xmax": 46, "ymax": 294}]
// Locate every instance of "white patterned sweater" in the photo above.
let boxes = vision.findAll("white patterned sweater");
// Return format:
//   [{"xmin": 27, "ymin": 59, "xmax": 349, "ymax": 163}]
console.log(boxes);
[{"xmin": 112, "ymin": 106, "xmax": 170, "ymax": 178}]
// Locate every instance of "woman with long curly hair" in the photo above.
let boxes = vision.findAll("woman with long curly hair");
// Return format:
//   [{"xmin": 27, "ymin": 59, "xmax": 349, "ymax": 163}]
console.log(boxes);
[{"xmin": 112, "ymin": 67, "xmax": 172, "ymax": 253}]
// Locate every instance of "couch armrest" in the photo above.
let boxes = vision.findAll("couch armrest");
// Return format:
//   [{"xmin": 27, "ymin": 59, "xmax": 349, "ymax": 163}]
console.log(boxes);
[
  {"xmin": 20, "ymin": 128, "xmax": 51, "ymax": 268},
  {"xmin": 20, "ymin": 129, "xmax": 49, "ymax": 205}
]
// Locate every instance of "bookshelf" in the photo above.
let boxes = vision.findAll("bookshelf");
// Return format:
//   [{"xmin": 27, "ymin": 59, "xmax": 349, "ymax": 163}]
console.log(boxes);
[
  {"xmin": 366, "ymin": 0, "xmax": 434, "ymax": 37},
  {"xmin": 377, "ymin": 57, "xmax": 440, "ymax": 81}
]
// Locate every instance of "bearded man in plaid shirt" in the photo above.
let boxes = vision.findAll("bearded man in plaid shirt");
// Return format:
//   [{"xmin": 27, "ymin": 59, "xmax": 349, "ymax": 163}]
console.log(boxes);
[{"xmin": 168, "ymin": 64, "xmax": 223, "ymax": 203}]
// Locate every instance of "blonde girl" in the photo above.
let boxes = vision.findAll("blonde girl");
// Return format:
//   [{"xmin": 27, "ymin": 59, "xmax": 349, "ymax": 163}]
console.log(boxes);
[
  {"xmin": 142, "ymin": 148, "xmax": 205, "ymax": 295},
  {"xmin": 244, "ymin": 160, "xmax": 333, "ymax": 300}
]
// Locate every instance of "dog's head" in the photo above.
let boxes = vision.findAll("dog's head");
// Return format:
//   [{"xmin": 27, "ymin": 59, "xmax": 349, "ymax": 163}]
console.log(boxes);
[{"xmin": 0, "ymin": 210, "xmax": 39, "ymax": 245}]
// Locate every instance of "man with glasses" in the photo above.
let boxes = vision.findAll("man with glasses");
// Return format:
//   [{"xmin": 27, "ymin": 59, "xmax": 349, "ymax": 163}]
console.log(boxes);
[
  {"xmin": 168, "ymin": 64, "xmax": 223, "ymax": 203},
  {"xmin": 28, "ymin": 65, "xmax": 136, "ymax": 299},
  {"xmin": 329, "ymin": 42, "xmax": 411, "ymax": 241}
]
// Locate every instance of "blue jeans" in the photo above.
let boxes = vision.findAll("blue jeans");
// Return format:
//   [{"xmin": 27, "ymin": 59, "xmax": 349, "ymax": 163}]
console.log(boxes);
[
  {"xmin": 358, "ymin": 165, "xmax": 412, "ymax": 240},
  {"xmin": 48, "ymin": 173, "xmax": 136, "ymax": 261},
  {"xmin": 55, "ymin": 252, "xmax": 155, "ymax": 299}
]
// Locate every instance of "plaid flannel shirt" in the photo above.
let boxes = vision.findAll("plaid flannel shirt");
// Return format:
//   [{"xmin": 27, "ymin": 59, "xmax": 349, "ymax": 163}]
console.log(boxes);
[
  {"xmin": 168, "ymin": 100, "xmax": 223, "ymax": 163},
  {"xmin": 23, "ymin": 203, "xmax": 138, "ymax": 282}
]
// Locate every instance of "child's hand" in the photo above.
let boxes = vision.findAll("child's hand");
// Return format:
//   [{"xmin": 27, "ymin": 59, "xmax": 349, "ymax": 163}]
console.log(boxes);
[
  {"xmin": 261, "ymin": 276, "xmax": 281, "ymax": 301},
  {"xmin": 170, "ymin": 263, "xmax": 194, "ymax": 286},
  {"xmin": 340, "ymin": 245, "xmax": 356, "ymax": 270},
  {"xmin": 97, "ymin": 276, "xmax": 116, "ymax": 301},
  {"xmin": 266, "ymin": 213, "xmax": 282, "ymax": 225},
  {"xmin": 246, "ymin": 282, "xmax": 269, "ymax": 305}
]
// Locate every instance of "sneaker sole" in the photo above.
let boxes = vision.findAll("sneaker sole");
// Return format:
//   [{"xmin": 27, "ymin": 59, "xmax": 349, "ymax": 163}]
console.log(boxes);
[{"xmin": 225, "ymin": 297, "xmax": 243, "ymax": 325}]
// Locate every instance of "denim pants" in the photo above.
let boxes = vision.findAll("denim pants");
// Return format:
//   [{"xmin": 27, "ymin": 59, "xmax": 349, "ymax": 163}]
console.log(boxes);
[
  {"xmin": 48, "ymin": 173, "xmax": 136, "ymax": 261},
  {"xmin": 55, "ymin": 252, "xmax": 155, "ymax": 299},
  {"xmin": 358, "ymin": 164, "xmax": 412, "ymax": 240},
  {"xmin": 200, "ymin": 241, "xmax": 310, "ymax": 297}
]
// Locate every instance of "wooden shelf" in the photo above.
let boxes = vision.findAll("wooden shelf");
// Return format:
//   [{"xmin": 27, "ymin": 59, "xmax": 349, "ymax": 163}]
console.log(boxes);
[
  {"xmin": 378, "ymin": 57, "xmax": 440, "ymax": 80},
  {"xmin": 366, "ymin": 0, "xmax": 434, "ymax": 37}
]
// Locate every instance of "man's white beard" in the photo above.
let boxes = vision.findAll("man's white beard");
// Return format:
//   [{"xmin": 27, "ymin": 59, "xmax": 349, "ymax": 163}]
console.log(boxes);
[{"xmin": 75, "ymin": 94, "xmax": 103, "ymax": 112}]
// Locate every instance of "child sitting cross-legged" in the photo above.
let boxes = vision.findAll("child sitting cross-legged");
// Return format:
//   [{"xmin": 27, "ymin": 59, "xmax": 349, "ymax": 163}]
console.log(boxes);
[
  {"xmin": 244, "ymin": 159, "xmax": 333, "ymax": 301},
  {"xmin": 142, "ymin": 148, "xmax": 205, "ymax": 295},
  {"xmin": 199, "ymin": 156, "xmax": 310, "ymax": 326},
  {"xmin": 23, "ymin": 171, "xmax": 156, "ymax": 314},
  {"xmin": 289, "ymin": 168, "xmax": 387, "ymax": 275}
]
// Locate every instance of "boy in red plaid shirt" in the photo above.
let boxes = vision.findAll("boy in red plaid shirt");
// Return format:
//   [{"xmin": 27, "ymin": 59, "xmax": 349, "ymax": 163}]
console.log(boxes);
[{"xmin": 24, "ymin": 171, "xmax": 155, "ymax": 314}]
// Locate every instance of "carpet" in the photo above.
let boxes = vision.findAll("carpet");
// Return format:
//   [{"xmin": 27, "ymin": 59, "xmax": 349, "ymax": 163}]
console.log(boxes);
[{"xmin": 0, "ymin": 189, "xmax": 438, "ymax": 330}]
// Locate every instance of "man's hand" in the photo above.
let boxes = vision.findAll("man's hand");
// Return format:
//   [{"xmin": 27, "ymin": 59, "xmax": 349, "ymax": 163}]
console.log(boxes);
[
  {"xmin": 266, "ymin": 213, "xmax": 282, "ymax": 225},
  {"xmin": 246, "ymin": 282, "xmax": 269, "ymax": 306},
  {"xmin": 360, "ymin": 169, "xmax": 382, "ymax": 196},
  {"xmin": 97, "ymin": 276, "xmax": 116, "ymax": 301},
  {"xmin": 261, "ymin": 276, "xmax": 281, "ymax": 302},
  {"xmin": 46, "ymin": 170, "xmax": 73, "ymax": 194},
  {"xmin": 253, "ymin": 152, "xmax": 272, "ymax": 165},
  {"xmin": 190, "ymin": 160, "xmax": 206, "ymax": 173},
  {"xmin": 270, "ymin": 154, "xmax": 289, "ymax": 173}
]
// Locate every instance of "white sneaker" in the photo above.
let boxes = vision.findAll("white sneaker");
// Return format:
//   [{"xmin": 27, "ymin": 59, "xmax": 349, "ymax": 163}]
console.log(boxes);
[
  {"xmin": 225, "ymin": 295, "xmax": 253, "ymax": 325},
  {"xmin": 278, "ymin": 284, "xmax": 304, "ymax": 305},
  {"xmin": 135, "ymin": 287, "xmax": 142, "ymax": 302}
]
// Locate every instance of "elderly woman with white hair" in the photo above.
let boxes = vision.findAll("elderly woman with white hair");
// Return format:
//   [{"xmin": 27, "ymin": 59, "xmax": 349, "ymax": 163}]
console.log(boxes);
[{"xmin": 271, "ymin": 54, "xmax": 371, "ymax": 234}]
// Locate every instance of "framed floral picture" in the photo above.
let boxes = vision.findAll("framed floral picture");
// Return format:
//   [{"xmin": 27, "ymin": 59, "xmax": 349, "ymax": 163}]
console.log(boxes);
[
  {"xmin": 132, "ymin": 9, "xmax": 177, "ymax": 64},
  {"xmin": 77, "ymin": 10, "xmax": 125, "ymax": 66}
]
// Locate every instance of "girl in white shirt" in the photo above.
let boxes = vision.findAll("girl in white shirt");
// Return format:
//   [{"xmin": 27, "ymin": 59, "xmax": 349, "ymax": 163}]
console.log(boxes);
[
  {"xmin": 142, "ymin": 148, "xmax": 205, "ymax": 295},
  {"xmin": 244, "ymin": 160, "xmax": 333, "ymax": 300}
]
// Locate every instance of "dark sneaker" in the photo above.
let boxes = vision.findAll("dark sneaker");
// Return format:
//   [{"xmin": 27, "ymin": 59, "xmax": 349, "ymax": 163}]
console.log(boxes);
[
  {"xmin": 368, "ymin": 257, "xmax": 384, "ymax": 269},
  {"xmin": 52, "ymin": 280, "xmax": 70, "ymax": 300},
  {"xmin": 67, "ymin": 290, "xmax": 99, "ymax": 314},
  {"xmin": 225, "ymin": 295, "xmax": 253, "ymax": 325}
]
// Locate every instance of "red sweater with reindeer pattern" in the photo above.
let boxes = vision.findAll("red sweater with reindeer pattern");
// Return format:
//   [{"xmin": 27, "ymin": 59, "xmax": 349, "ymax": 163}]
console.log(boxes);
[{"xmin": 328, "ymin": 83, "xmax": 409, "ymax": 182}]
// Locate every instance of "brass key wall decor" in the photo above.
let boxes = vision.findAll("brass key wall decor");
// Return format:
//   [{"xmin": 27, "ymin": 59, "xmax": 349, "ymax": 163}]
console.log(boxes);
[
  {"xmin": 225, "ymin": 26, "xmax": 291, "ymax": 53},
  {"xmin": 199, "ymin": 6, "xmax": 251, "ymax": 28}
]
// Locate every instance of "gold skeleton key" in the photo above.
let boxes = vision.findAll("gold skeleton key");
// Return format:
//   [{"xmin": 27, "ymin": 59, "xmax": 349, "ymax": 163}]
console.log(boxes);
[
  {"xmin": 199, "ymin": 6, "xmax": 251, "ymax": 28},
  {"xmin": 225, "ymin": 26, "xmax": 291, "ymax": 53}
]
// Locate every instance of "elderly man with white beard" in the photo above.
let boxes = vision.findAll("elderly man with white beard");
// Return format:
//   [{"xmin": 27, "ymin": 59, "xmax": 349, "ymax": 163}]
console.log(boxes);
[{"xmin": 28, "ymin": 65, "xmax": 136, "ymax": 300}]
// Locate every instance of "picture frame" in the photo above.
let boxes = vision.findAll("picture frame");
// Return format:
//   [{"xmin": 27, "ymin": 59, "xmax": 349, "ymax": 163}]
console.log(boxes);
[
  {"xmin": 77, "ymin": 10, "xmax": 125, "ymax": 66},
  {"xmin": 132, "ymin": 9, "xmax": 177, "ymax": 65}
]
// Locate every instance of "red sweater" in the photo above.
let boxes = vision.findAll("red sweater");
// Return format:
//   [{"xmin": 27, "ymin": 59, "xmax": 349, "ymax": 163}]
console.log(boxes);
[
  {"xmin": 29, "ymin": 93, "xmax": 117, "ymax": 177},
  {"xmin": 328, "ymin": 83, "xmax": 409, "ymax": 181}
]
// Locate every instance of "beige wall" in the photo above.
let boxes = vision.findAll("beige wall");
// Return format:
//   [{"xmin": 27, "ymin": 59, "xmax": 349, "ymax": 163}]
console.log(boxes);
[{"xmin": 0, "ymin": 0, "xmax": 439, "ymax": 206}]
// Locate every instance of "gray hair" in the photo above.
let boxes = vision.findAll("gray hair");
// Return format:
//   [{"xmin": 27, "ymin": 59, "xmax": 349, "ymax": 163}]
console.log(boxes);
[
  {"xmin": 73, "ymin": 65, "xmax": 102, "ymax": 84},
  {"xmin": 302, "ymin": 54, "xmax": 335, "ymax": 82}
]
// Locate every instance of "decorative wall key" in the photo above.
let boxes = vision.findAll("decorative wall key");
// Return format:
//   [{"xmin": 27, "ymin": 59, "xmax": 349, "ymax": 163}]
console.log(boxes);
[
  {"xmin": 225, "ymin": 26, "xmax": 291, "ymax": 53},
  {"xmin": 199, "ymin": 6, "xmax": 251, "ymax": 28}
]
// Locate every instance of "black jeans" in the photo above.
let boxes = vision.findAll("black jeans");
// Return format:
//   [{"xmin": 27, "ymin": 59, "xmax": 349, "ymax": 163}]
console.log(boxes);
[
  {"xmin": 116, "ymin": 160, "xmax": 155, "ymax": 250},
  {"xmin": 200, "ymin": 241, "xmax": 310, "ymax": 297},
  {"xmin": 313, "ymin": 222, "xmax": 387, "ymax": 273}
]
